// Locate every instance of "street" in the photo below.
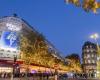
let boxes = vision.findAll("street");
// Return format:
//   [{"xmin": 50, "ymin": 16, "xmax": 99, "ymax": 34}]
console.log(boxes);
[{"xmin": 0, "ymin": 78, "xmax": 99, "ymax": 80}]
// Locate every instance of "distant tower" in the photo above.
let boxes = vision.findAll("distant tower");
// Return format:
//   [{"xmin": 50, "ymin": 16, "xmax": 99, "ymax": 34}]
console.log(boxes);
[{"xmin": 82, "ymin": 41, "xmax": 97, "ymax": 77}]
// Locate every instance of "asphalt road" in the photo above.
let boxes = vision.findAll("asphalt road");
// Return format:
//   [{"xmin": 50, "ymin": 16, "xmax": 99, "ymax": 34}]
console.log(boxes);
[
  {"xmin": 67, "ymin": 78, "xmax": 98, "ymax": 80},
  {"xmin": 0, "ymin": 78, "xmax": 99, "ymax": 80}
]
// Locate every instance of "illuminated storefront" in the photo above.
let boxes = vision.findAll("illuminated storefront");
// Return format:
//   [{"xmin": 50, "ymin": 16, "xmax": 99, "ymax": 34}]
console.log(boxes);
[
  {"xmin": 0, "ymin": 15, "xmax": 47, "ymax": 73},
  {"xmin": 0, "ymin": 16, "xmax": 22, "ymax": 73},
  {"xmin": 0, "ymin": 15, "xmax": 64, "ymax": 74}
]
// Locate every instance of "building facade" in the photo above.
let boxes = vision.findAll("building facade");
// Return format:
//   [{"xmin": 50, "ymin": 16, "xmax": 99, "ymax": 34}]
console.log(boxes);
[
  {"xmin": 82, "ymin": 41, "xmax": 97, "ymax": 77},
  {"xmin": 0, "ymin": 15, "xmax": 64, "ymax": 74}
]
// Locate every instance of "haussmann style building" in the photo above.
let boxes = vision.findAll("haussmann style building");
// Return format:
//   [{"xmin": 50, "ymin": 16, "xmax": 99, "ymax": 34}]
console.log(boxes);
[{"xmin": 82, "ymin": 41, "xmax": 97, "ymax": 77}]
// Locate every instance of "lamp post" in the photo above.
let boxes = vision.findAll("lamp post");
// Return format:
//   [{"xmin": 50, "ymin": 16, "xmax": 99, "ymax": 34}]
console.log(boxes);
[
  {"xmin": 90, "ymin": 33, "xmax": 100, "ymax": 79},
  {"xmin": 11, "ymin": 55, "xmax": 17, "ymax": 80},
  {"xmin": 90, "ymin": 33, "xmax": 99, "ymax": 47}
]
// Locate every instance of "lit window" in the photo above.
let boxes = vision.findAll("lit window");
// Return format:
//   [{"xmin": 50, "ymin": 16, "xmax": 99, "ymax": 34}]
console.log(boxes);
[
  {"xmin": 85, "ymin": 60, "xmax": 87, "ymax": 64},
  {"xmin": 86, "ymin": 46, "xmax": 88, "ymax": 48},
  {"xmin": 97, "ymin": 57, "xmax": 100, "ymax": 60},
  {"xmin": 91, "ymin": 49, "xmax": 93, "ymax": 52},
  {"xmin": 87, "ymin": 54, "xmax": 90, "ymax": 58},
  {"xmin": 84, "ymin": 54, "xmax": 86, "ymax": 58},
  {"xmin": 86, "ymin": 49, "xmax": 89, "ymax": 52},
  {"xmin": 92, "ymin": 60, "xmax": 95, "ymax": 63},
  {"xmin": 91, "ymin": 54, "xmax": 94, "ymax": 57},
  {"xmin": 88, "ymin": 60, "xmax": 91, "ymax": 63}
]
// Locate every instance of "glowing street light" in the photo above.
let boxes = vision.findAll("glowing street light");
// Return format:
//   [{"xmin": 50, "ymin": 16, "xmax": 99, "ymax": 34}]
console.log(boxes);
[
  {"xmin": 90, "ymin": 33, "xmax": 99, "ymax": 40},
  {"xmin": 90, "ymin": 33, "xmax": 99, "ymax": 50}
]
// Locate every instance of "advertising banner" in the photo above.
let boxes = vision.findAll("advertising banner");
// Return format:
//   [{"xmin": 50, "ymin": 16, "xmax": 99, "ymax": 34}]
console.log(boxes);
[
  {"xmin": 0, "ymin": 31, "xmax": 19, "ymax": 48},
  {"xmin": 0, "ymin": 31, "xmax": 20, "ymax": 60}
]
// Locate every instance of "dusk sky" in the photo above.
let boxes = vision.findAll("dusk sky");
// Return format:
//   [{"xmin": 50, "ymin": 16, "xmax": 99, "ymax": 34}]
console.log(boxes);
[{"xmin": 0, "ymin": 0, "xmax": 100, "ymax": 57}]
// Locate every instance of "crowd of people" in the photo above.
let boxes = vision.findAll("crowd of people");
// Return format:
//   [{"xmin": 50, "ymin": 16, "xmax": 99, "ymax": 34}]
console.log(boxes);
[{"xmin": 0, "ymin": 72, "xmax": 54, "ymax": 78}]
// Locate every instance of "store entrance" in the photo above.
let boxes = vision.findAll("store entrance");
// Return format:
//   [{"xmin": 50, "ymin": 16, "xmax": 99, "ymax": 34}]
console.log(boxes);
[{"xmin": 0, "ymin": 67, "xmax": 12, "ymax": 73}]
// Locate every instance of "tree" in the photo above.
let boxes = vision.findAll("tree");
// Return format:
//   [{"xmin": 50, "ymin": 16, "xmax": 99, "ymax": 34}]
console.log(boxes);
[
  {"xmin": 65, "ymin": 0, "xmax": 100, "ymax": 14},
  {"xmin": 65, "ymin": 53, "xmax": 82, "ymax": 73},
  {"xmin": 20, "ymin": 29, "xmax": 68, "ymax": 73},
  {"xmin": 65, "ymin": 0, "xmax": 80, "ymax": 7},
  {"xmin": 20, "ymin": 33, "xmax": 36, "ymax": 65},
  {"xmin": 19, "ymin": 31, "xmax": 38, "ymax": 80}
]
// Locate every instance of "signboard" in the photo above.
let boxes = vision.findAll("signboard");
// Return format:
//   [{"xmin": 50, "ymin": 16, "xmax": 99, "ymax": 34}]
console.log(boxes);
[
  {"xmin": 6, "ymin": 17, "xmax": 22, "ymax": 31},
  {"xmin": 6, "ymin": 23, "xmax": 21, "ymax": 31},
  {"xmin": 0, "ymin": 31, "xmax": 19, "ymax": 49},
  {"xmin": 0, "ymin": 17, "xmax": 22, "ymax": 60},
  {"xmin": 0, "ymin": 31, "xmax": 20, "ymax": 60}
]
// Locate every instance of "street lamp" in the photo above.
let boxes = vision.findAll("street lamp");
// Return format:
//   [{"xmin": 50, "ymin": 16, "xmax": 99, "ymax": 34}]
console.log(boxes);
[
  {"xmin": 90, "ymin": 33, "xmax": 99, "ymax": 42},
  {"xmin": 90, "ymin": 33, "xmax": 99, "ymax": 53},
  {"xmin": 90, "ymin": 33, "xmax": 99, "ymax": 52},
  {"xmin": 90, "ymin": 33, "xmax": 100, "ymax": 79},
  {"xmin": 11, "ymin": 55, "xmax": 17, "ymax": 80}
]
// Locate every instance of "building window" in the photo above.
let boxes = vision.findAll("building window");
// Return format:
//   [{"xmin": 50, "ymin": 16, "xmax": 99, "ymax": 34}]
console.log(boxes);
[
  {"xmin": 92, "ymin": 60, "xmax": 95, "ymax": 63},
  {"xmin": 85, "ymin": 60, "xmax": 87, "ymax": 64},
  {"xmin": 97, "ymin": 57, "xmax": 100, "ymax": 60},
  {"xmin": 86, "ymin": 46, "xmax": 89, "ymax": 48},
  {"xmin": 87, "ymin": 54, "xmax": 90, "ymax": 58},
  {"xmin": 1, "ymin": 49, "xmax": 4, "ymax": 51},
  {"xmin": 86, "ymin": 49, "xmax": 89, "ymax": 53},
  {"xmin": 91, "ymin": 54, "xmax": 94, "ymax": 57},
  {"xmin": 91, "ymin": 49, "xmax": 93, "ymax": 53},
  {"xmin": 13, "ymin": 51, "xmax": 16, "ymax": 53},
  {"xmin": 84, "ymin": 54, "xmax": 86, "ymax": 58},
  {"xmin": 7, "ymin": 50, "xmax": 10, "ymax": 52},
  {"xmin": 88, "ymin": 60, "xmax": 91, "ymax": 63}
]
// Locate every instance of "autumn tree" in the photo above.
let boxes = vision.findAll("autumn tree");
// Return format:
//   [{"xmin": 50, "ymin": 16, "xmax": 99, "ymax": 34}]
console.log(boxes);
[
  {"xmin": 65, "ymin": 53, "xmax": 82, "ymax": 73},
  {"xmin": 65, "ymin": 0, "xmax": 100, "ymax": 13}
]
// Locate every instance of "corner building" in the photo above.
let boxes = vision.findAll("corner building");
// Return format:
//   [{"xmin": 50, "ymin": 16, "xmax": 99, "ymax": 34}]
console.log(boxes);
[
  {"xmin": 0, "ymin": 15, "xmax": 63, "ymax": 74},
  {"xmin": 82, "ymin": 41, "xmax": 97, "ymax": 77}
]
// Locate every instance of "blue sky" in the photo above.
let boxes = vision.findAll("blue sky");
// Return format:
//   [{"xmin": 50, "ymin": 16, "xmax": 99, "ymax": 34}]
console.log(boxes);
[{"xmin": 0, "ymin": 0, "xmax": 100, "ymax": 57}]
